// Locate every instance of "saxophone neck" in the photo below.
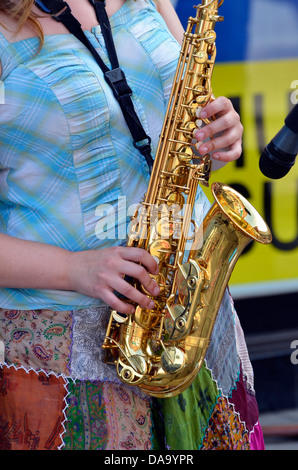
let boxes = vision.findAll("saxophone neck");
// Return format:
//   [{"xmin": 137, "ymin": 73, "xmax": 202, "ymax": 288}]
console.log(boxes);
[{"xmin": 195, "ymin": 1, "xmax": 224, "ymax": 25}]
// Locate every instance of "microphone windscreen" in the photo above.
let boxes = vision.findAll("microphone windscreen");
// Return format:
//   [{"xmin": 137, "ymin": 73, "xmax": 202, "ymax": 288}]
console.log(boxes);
[{"xmin": 259, "ymin": 143, "xmax": 295, "ymax": 179}]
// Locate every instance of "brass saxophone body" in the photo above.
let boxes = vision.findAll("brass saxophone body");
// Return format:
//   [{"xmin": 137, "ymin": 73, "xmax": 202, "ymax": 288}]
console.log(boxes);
[{"xmin": 102, "ymin": 0, "xmax": 272, "ymax": 397}]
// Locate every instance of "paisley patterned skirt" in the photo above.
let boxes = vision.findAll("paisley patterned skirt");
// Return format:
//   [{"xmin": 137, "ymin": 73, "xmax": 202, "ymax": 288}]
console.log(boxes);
[{"xmin": 0, "ymin": 294, "xmax": 265, "ymax": 450}]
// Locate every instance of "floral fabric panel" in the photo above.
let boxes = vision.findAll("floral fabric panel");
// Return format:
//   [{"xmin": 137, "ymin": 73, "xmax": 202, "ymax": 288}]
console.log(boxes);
[
  {"xmin": 201, "ymin": 396, "xmax": 250, "ymax": 450},
  {"xmin": 0, "ymin": 308, "xmax": 72, "ymax": 375},
  {"xmin": 63, "ymin": 379, "xmax": 153, "ymax": 450},
  {"xmin": 0, "ymin": 364, "xmax": 67, "ymax": 450},
  {"xmin": 151, "ymin": 363, "xmax": 255, "ymax": 450}
]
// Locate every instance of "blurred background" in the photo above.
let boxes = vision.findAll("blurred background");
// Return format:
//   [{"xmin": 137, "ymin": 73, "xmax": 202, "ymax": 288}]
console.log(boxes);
[{"xmin": 172, "ymin": 0, "xmax": 298, "ymax": 449}]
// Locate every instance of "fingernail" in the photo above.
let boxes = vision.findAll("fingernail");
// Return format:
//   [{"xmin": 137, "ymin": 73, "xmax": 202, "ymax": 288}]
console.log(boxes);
[
  {"xmin": 152, "ymin": 257, "xmax": 159, "ymax": 274},
  {"xmin": 201, "ymin": 146, "xmax": 208, "ymax": 153},
  {"xmin": 200, "ymin": 111, "xmax": 207, "ymax": 119},
  {"xmin": 213, "ymin": 153, "xmax": 220, "ymax": 160},
  {"xmin": 153, "ymin": 285, "xmax": 160, "ymax": 295},
  {"xmin": 149, "ymin": 300, "xmax": 155, "ymax": 309},
  {"xmin": 196, "ymin": 107, "xmax": 202, "ymax": 117},
  {"xmin": 196, "ymin": 132, "xmax": 204, "ymax": 141}
]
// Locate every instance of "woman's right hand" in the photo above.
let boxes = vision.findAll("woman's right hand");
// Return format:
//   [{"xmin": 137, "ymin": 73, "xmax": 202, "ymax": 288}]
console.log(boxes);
[{"xmin": 68, "ymin": 246, "xmax": 161, "ymax": 315}]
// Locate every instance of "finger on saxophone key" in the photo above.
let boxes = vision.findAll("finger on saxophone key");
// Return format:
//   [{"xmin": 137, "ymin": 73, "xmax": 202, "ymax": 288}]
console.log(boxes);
[{"xmin": 149, "ymin": 278, "xmax": 160, "ymax": 297}]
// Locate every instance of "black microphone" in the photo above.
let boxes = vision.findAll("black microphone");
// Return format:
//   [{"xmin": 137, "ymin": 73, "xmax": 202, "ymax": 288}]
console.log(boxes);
[{"xmin": 259, "ymin": 104, "xmax": 298, "ymax": 179}]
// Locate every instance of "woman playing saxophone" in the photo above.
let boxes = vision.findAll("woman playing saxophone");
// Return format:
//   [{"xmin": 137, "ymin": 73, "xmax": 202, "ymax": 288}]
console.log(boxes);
[{"xmin": 0, "ymin": 0, "xmax": 263, "ymax": 451}]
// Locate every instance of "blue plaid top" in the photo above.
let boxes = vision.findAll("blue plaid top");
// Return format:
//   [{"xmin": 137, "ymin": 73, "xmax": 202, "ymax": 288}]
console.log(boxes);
[{"xmin": 0, "ymin": 0, "xmax": 209, "ymax": 310}]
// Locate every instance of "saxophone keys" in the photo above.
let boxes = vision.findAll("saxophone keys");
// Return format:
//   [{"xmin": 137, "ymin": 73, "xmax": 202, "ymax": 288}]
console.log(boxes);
[
  {"xmin": 139, "ymin": 275, "xmax": 164, "ymax": 297},
  {"xmin": 134, "ymin": 305, "xmax": 162, "ymax": 330},
  {"xmin": 193, "ymin": 84, "xmax": 205, "ymax": 97},
  {"xmin": 149, "ymin": 239, "xmax": 172, "ymax": 261},
  {"xmin": 156, "ymin": 217, "xmax": 174, "ymax": 238},
  {"xmin": 193, "ymin": 50, "xmax": 208, "ymax": 64},
  {"xmin": 167, "ymin": 191, "xmax": 185, "ymax": 210},
  {"xmin": 187, "ymin": 275, "xmax": 198, "ymax": 289},
  {"xmin": 161, "ymin": 346, "xmax": 186, "ymax": 374},
  {"xmin": 127, "ymin": 355, "xmax": 148, "ymax": 375},
  {"xmin": 176, "ymin": 145, "xmax": 193, "ymax": 163},
  {"xmin": 208, "ymin": 14, "xmax": 224, "ymax": 23},
  {"xmin": 164, "ymin": 304, "xmax": 188, "ymax": 338},
  {"xmin": 203, "ymin": 29, "xmax": 217, "ymax": 44},
  {"xmin": 171, "ymin": 165, "xmax": 189, "ymax": 187},
  {"xmin": 187, "ymin": 99, "xmax": 207, "ymax": 118},
  {"xmin": 112, "ymin": 310, "xmax": 128, "ymax": 324},
  {"xmin": 117, "ymin": 356, "xmax": 148, "ymax": 385},
  {"xmin": 176, "ymin": 261, "xmax": 197, "ymax": 296},
  {"xmin": 181, "ymin": 120, "xmax": 197, "ymax": 133}
]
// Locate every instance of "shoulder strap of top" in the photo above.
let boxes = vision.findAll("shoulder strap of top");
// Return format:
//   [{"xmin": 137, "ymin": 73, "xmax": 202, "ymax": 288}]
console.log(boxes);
[{"xmin": 34, "ymin": 0, "xmax": 154, "ymax": 173}]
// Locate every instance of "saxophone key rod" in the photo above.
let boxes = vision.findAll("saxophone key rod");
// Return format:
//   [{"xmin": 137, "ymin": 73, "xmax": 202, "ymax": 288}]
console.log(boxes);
[
  {"xmin": 176, "ymin": 127, "xmax": 194, "ymax": 136},
  {"xmin": 160, "ymin": 170, "xmax": 185, "ymax": 176},
  {"xmin": 168, "ymin": 137, "xmax": 193, "ymax": 145},
  {"xmin": 162, "ymin": 183, "xmax": 191, "ymax": 191}
]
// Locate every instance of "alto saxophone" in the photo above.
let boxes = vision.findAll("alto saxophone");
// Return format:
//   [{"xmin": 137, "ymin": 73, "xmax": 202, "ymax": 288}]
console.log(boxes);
[{"xmin": 102, "ymin": 0, "xmax": 272, "ymax": 397}]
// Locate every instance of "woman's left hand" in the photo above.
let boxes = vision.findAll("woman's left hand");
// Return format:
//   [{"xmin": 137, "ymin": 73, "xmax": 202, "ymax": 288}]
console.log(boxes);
[{"xmin": 193, "ymin": 96, "xmax": 243, "ymax": 163}]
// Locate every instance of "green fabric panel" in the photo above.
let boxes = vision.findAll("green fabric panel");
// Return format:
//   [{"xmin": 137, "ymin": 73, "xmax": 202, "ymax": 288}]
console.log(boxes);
[
  {"xmin": 151, "ymin": 363, "xmax": 219, "ymax": 450},
  {"xmin": 63, "ymin": 379, "xmax": 108, "ymax": 450}
]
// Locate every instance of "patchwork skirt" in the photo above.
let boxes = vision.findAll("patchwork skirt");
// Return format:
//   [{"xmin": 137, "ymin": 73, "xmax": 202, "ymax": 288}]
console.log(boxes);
[{"xmin": 0, "ymin": 292, "xmax": 264, "ymax": 450}]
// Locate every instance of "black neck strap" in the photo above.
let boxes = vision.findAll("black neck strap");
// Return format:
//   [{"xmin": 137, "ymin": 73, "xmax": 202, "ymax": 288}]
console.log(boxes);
[{"xmin": 34, "ymin": 0, "xmax": 153, "ymax": 172}]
